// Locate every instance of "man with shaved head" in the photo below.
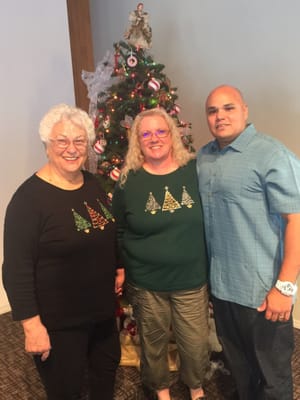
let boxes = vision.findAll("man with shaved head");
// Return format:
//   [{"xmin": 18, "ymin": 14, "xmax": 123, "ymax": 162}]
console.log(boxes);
[{"xmin": 197, "ymin": 85, "xmax": 300, "ymax": 399}]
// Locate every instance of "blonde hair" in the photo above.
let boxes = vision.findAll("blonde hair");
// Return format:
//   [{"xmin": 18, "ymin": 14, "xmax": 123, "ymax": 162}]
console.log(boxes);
[
  {"xmin": 119, "ymin": 108, "xmax": 194, "ymax": 186},
  {"xmin": 39, "ymin": 103, "xmax": 95, "ymax": 144}
]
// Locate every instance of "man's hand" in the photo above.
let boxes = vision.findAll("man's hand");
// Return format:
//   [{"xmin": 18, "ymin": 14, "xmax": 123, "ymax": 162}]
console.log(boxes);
[{"xmin": 257, "ymin": 287, "xmax": 293, "ymax": 322}]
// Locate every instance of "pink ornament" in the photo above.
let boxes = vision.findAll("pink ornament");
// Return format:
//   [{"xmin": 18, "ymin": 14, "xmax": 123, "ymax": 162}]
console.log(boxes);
[
  {"xmin": 148, "ymin": 78, "xmax": 160, "ymax": 91},
  {"xmin": 173, "ymin": 104, "xmax": 181, "ymax": 114},
  {"xmin": 127, "ymin": 55, "xmax": 138, "ymax": 67},
  {"xmin": 93, "ymin": 140, "xmax": 105, "ymax": 154},
  {"xmin": 110, "ymin": 167, "xmax": 121, "ymax": 181}
]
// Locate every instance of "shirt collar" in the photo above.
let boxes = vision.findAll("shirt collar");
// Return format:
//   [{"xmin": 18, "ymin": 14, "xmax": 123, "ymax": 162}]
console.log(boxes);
[{"xmin": 212, "ymin": 123, "xmax": 256, "ymax": 153}]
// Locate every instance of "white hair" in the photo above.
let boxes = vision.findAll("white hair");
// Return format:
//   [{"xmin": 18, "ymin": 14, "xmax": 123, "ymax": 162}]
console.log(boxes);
[{"xmin": 39, "ymin": 103, "xmax": 95, "ymax": 144}]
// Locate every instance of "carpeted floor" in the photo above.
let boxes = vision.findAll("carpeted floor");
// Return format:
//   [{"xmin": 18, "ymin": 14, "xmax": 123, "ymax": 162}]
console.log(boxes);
[{"xmin": 0, "ymin": 312, "xmax": 299, "ymax": 399}]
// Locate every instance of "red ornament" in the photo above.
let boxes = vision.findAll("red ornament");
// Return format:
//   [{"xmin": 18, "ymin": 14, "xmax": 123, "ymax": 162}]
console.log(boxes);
[
  {"xmin": 148, "ymin": 78, "xmax": 160, "ymax": 91},
  {"xmin": 110, "ymin": 167, "xmax": 121, "ymax": 181},
  {"xmin": 126, "ymin": 320, "xmax": 137, "ymax": 336},
  {"xmin": 170, "ymin": 104, "xmax": 181, "ymax": 116},
  {"xmin": 114, "ymin": 51, "xmax": 120, "ymax": 68},
  {"xmin": 93, "ymin": 140, "xmax": 105, "ymax": 154},
  {"xmin": 173, "ymin": 104, "xmax": 181, "ymax": 114}
]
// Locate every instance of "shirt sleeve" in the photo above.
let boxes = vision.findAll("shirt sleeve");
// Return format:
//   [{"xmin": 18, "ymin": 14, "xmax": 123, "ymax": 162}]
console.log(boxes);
[
  {"xmin": 2, "ymin": 188, "xmax": 40, "ymax": 320},
  {"xmin": 264, "ymin": 148, "xmax": 300, "ymax": 215},
  {"xmin": 112, "ymin": 184, "xmax": 127, "ymax": 266}
]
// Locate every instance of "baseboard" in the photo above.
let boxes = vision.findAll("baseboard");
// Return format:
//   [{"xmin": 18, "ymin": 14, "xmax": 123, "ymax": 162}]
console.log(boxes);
[
  {"xmin": 294, "ymin": 318, "xmax": 300, "ymax": 329},
  {"xmin": 0, "ymin": 304, "xmax": 11, "ymax": 315}
]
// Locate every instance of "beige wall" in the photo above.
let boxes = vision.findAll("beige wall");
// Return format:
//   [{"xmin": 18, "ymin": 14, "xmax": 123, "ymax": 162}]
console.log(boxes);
[
  {"xmin": 0, "ymin": 1, "xmax": 74, "ymax": 314},
  {"xmin": 294, "ymin": 297, "xmax": 300, "ymax": 328}
]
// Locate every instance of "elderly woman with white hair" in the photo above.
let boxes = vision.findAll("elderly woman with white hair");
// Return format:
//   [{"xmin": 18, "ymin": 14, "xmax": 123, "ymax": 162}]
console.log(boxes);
[{"xmin": 2, "ymin": 104, "xmax": 124, "ymax": 400}]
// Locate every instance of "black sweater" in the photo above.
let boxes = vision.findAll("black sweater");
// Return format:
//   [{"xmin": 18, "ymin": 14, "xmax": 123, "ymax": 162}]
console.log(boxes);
[{"xmin": 2, "ymin": 171, "xmax": 118, "ymax": 330}]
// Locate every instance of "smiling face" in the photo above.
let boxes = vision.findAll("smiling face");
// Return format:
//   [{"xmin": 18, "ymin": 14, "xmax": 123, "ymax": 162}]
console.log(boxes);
[
  {"xmin": 138, "ymin": 115, "xmax": 173, "ymax": 167},
  {"xmin": 46, "ymin": 119, "xmax": 88, "ymax": 177},
  {"xmin": 206, "ymin": 86, "xmax": 248, "ymax": 149}
]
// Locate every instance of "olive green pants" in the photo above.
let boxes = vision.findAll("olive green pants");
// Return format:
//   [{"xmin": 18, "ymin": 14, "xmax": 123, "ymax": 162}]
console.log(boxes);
[{"xmin": 127, "ymin": 283, "xmax": 209, "ymax": 391}]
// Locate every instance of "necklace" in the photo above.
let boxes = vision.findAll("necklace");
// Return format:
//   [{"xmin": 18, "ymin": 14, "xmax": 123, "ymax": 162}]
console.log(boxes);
[{"xmin": 37, "ymin": 165, "xmax": 84, "ymax": 190}]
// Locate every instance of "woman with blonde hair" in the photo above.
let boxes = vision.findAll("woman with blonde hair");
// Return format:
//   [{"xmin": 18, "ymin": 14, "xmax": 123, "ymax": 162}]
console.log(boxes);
[
  {"xmin": 113, "ymin": 107, "xmax": 209, "ymax": 400},
  {"xmin": 119, "ymin": 108, "xmax": 192, "ymax": 186}
]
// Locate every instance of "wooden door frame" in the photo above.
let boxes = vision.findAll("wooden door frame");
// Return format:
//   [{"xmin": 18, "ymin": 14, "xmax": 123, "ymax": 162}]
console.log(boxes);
[{"xmin": 66, "ymin": 0, "xmax": 94, "ymax": 112}]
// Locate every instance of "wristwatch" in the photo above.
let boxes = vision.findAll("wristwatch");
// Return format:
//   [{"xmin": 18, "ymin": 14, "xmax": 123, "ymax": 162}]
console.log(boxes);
[{"xmin": 275, "ymin": 280, "xmax": 298, "ymax": 296}]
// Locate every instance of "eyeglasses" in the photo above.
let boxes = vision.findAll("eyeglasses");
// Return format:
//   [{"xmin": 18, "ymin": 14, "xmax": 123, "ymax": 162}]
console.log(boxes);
[
  {"xmin": 49, "ymin": 137, "xmax": 88, "ymax": 150},
  {"xmin": 139, "ymin": 129, "xmax": 170, "ymax": 140}
]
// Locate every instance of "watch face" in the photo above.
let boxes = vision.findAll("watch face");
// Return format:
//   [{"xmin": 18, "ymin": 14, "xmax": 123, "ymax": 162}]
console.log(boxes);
[
  {"xmin": 285, "ymin": 283, "xmax": 294, "ymax": 294},
  {"xmin": 276, "ymin": 280, "xmax": 297, "ymax": 296}
]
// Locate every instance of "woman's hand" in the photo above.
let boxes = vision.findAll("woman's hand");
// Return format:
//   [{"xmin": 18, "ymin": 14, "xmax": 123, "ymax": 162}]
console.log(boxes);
[
  {"xmin": 115, "ymin": 268, "xmax": 125, "ymax": 296},
  {"xmin": 21, "ymin": 315, "xmax": 51, "ymax": 361}
]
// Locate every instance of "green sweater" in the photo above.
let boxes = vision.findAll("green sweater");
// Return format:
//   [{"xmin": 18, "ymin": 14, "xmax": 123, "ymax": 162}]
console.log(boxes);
[{"xmin": 112, "ymin": 160, "xmax": 208, "ymax": 291}]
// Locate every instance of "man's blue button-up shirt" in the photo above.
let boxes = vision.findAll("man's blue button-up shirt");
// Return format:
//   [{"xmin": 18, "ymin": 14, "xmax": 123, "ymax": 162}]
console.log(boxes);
[{"xmin": 197, "ymin": 124, "xmax": 300, "ymax": 308}]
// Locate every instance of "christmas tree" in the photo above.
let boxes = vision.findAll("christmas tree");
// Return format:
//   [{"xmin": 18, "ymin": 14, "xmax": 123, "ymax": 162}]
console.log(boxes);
[{"xmin": 82, "ymin": 3, "xmax": 194, "ymax": 194}]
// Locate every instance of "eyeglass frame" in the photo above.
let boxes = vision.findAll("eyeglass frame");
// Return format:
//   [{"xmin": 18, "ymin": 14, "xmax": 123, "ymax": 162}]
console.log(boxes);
[
  {"xmin": 138, "ymin": 129, "xmax": 170, "ymax": 141},
  {"xmin": 48, "ymin": 136, "xmax": 88, "ymax": 150}
]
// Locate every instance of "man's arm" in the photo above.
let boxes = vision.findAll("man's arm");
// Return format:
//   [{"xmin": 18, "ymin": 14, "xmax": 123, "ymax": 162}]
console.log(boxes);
[{"xmin": 257, "ymin": 213, "xmax": 300, "ymax": 321}]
